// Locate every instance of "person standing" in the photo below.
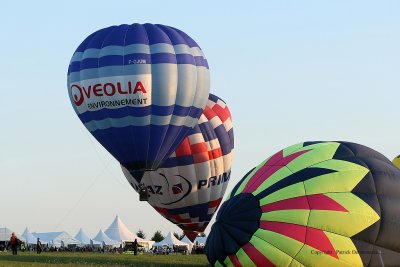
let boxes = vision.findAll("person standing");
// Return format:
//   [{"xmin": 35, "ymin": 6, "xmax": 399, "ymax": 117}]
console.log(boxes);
[
  {"xmin": 9, "ymin": 232, "xmax": 18, "ymax": 255},
  {"xmin": 36, "ymin": 238, "xmax": 42, "ymax": 254},
  {"xmin": 133, "ymin": 238, "xmax": 138, "ymax": 255}
]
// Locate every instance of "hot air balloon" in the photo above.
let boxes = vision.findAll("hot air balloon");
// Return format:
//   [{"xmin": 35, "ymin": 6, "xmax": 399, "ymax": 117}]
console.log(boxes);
[
  {"xmin": 392, "ymin": 155, "xmax": 400, "ymax": 169},
  {"xmin": 206, "ymin": 141, "xmax": 400, "ymax": 267},
  {"xmin": 122, "ymin": 94, "xmax": 234, "ymax": 241},
  {"xmin": 67, "ymin": 23, "xmax": 210, "ymax": 182}
]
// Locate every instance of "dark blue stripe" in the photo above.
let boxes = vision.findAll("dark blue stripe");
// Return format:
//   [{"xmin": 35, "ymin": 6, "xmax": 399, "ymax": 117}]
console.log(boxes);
[
  {"xmin": 68, "ymin": 53, "xmax": 207, "ymax": 73},
  {"xmin": 195, "ymin": 56, "xmax": 209, "ymax": 68},
  {"xmin": 99, "ymin": 55, "xmax": 123, "ymax": 68},
  {"xmin": 214, "ymin": 125, "xmax": 232, "ymax": 155},
  {"xmin": 188, "ymin": 124, "xmax": 202, "ymax": 135},
  {"xmin": 189, "ymin": 107, "xmax": 203, "ymax": 121},
  {"xmin": 209, "ymin": 93, "xmax": 225, "ymax": 104},
  {"xmin": 198, "ymin": 122, "xmax": 216, "ymax": 142},
  {"xmin": 176, "ymin": 54, "xmax": 195, "ymax": 65},
  {"xmin": 255, "ymin": 168, "xmax": 337, "ymax": 200},
  {"xmin": 69, "ymin": 61, "xmax": 82, "ymax": 73},
  {"xmin": 78, "ymin": 105, "xmax": 202, "ymax": 123},
  {"xmin": 228, "ymin": 129, "xmax": 234, "ymax": 149},
  {"xmin": 124, "ymin": 53, "xmax": 151, "ymax": 64},
  {"xmin": 151, "ymin": 53, "xmax": 177, "ymax": 64},
  {"xmin": 78, "ymin": 58, "xmax": 98, "ymax": 71}
]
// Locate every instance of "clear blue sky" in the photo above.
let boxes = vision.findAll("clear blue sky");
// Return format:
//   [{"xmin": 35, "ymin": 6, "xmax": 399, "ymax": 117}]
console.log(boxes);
[{"xmin": 1, "ymin": 0, "xmax": 399, "ymax": 238}]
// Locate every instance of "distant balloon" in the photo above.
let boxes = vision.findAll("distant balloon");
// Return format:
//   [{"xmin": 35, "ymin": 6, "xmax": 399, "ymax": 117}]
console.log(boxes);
[
  {"xmin": 206, "ymin": 141, "xmax": 400, "ymax": 267},
  {"xmin": 67, "ymin": 23, "xmax": 210, "ymax": 182},
  {"xmin": 123, "ymin": 94, "xmax": 234, "ymax": 241},
  {"xmin": 392, "ymin": 155, "xmax": 400, "ymax": 169}
]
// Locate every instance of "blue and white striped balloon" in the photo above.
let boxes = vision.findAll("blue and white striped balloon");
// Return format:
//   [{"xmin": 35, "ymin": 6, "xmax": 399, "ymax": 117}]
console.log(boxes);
[{"xmin": 67, "ymin": 23, "xmax": 210, "ymax": 182}]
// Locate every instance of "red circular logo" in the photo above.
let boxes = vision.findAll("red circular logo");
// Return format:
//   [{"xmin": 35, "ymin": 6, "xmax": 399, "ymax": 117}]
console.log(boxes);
[{"xmin": 70, "ymin": 84, "xmax": 84, "ymax": 106}]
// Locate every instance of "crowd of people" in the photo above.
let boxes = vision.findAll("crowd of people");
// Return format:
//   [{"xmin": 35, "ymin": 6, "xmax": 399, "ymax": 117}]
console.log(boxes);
[
  {"xmin": 1, "ymin": 234, "xmax": 206, "ymax": 256},
  {"xmin": 1, "ymin": 232, "xmax": 42, "ymax": 255}
]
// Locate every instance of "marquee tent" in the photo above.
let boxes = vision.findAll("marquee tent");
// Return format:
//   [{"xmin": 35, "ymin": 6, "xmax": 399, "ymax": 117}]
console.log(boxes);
[
  {"xmin": 153, "ymin": 232, "xmax": 189, "ymax": 250},
  {"xmin": 180, "ymin": 235, "xmax": 194, "ymax": 252},
  {"xmin": 104, "ymin": 215, "xmax": 153, "ymax": 248},
  {"xmin": 92, "ymin": 229, "xmax": 120, "ymax": 247},
  {"xmin": 104, "ymin": 215, "xmax": 142, "ymax": 242},
  {"xmin": 22, "ymin": 227, "xmax": 38, "ymax": 245},
  {"xmin": 33, "ymin": 232, "xmax": 80, "ymax": 248},
  {"xmin": 75, "ymin": 228, "xmax": 101, "ymax": 247}
]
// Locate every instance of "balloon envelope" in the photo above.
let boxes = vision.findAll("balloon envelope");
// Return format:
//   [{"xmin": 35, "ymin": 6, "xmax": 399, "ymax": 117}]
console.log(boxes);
[
  {"xmin": 123, "ymin": 94, "xmax": 233, "ymax": 240},
  {"xmin": 68, "ymin": 23, "xmax": 210, "ymax": 182},
  {"xmin": 206, "ymin": 141, "xmax": 400, "ymax": 267}
]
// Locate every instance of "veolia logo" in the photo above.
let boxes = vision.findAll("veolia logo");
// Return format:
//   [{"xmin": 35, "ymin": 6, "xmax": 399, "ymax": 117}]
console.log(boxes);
[
  {"xmin": 70, "ymin": 81, "xmax": 147, "ymax": 107},
  {"xmin": 70, "ymin": 84, "xmax": 85, "ymax": 106}
]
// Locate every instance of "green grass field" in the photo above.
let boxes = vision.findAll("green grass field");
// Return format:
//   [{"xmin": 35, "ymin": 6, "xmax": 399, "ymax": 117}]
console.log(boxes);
[{"xmin": 0, "ymin": 252, "xmax": 209, "ymax": 267}]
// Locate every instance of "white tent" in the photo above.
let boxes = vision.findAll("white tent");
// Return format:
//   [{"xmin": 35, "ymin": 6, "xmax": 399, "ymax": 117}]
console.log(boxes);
[
  {"xmin": 0, "ymin": 227, "xmax": 23, "ymax": 242},
  {"xmin": 22, "ymin": 227, "xmax": 37, "ymax": 245},
  {"xmin": 75, "ymin": 228, "xmax": 101, "ymax": 247},
  {"xmin": 104, "ymin": 215, "xmax": 142, "ymax": 242},
  {"xmin": 92, "ymin": 229, "xmax": 120, "ymax": 247},
  {"xmin": 104, "ymin": 215, "xmax": 153, "ymax": 249},
  {"xmin": 180, "ymin": 235, "xmax": 194, "ymax": 252},
  {"xmin": 154, "ymin": 232, "xmax": 189, "ymax": 250},
  {"xmin": 33, "ymin": 232, "xmax": 80, "ymax": 248}
]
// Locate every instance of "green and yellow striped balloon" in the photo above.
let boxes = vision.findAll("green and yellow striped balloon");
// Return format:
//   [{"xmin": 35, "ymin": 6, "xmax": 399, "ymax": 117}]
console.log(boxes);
[{"xmin": 206, "ymin": 141, "xmax": 400, "ymax": 267}]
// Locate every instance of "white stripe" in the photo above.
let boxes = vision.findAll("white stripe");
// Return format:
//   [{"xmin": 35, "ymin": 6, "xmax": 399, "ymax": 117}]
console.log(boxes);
[
  {"xmin": 192, "ymin": 67, "xmax": 210, "ymax": 109},
  {"xmin": 197, "ymin": 114, "xmax": 208, "ymax": 124},
  {"xmin": 150, "ymin": 43, "xmax": 175, "ymax": 54},
  {"xmin": 175, "ymin": 65, "xmax": 197, "ymax": 106},
  {"xmin": 85, "ymin": 115, "xmax": 199, "ymax": 132},
  {"xmin": 206, "ymin": 101, "xmax": 216, "ymax": 108},
  {"xmin": 205, "ymin": 141, "xmax": 211, "ymax": 150},
  {"xmin": 151, "ymin": 65, "xmax": 178, "ymax": 106},
  {"xmin": 173, "ymin": 44, "xmax": 192, "ymax": 55},
  {"xmin": 70, "ymin": 44, "xmax": 205, "ymax": 63},
  {"xmin": 209, "ymin": 116, "xmax": 223, "ymax": 129},
  {"xmin": 209, "ymin": 139, "xmax": 221, "ymax": 150},
  {"xmin": 190, "ymin": 47, "xmax": 205, "ymax": 57},
  {"xmin": 223, "ymin": 119, "xmax": 233, "ymax": 132},
  {"xmin": 188, "ymin": 133, "xmax": 204, "ymax": 145},
  {"xmin": 222, "ymin": 154, "xmax": 233, "ymax": 171}
]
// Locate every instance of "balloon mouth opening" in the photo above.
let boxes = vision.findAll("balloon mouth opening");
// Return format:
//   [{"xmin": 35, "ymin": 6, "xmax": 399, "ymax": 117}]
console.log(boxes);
[{"xmin": 122, "ymin": 161, "xmax": 163, "ymax": 180}]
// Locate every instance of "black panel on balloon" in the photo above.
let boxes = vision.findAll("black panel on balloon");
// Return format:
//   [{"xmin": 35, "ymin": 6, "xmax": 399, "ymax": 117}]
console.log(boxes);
[{"xmin": 206, "ymin": 193, "xmax": 261, "ymax": 265}]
